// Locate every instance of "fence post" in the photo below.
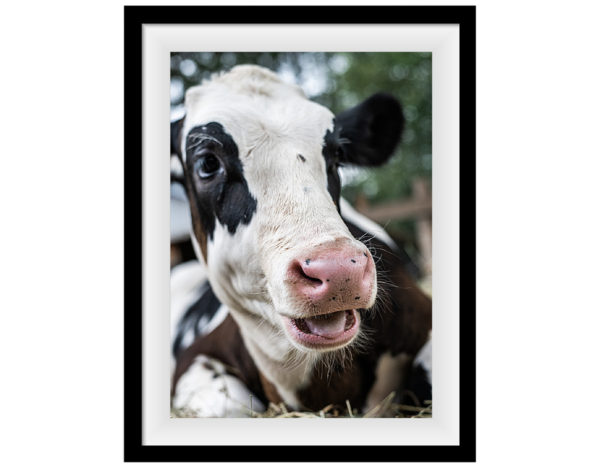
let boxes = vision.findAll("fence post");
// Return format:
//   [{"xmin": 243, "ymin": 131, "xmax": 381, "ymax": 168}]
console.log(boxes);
[{"xmin": 413, "ymin": 178, "xmax": 432, "ymax": 278}]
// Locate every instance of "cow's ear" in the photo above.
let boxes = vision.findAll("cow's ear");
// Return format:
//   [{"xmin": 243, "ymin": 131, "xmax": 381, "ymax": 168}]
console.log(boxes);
[
  {"xmin": 171, "ymin": 117, "xmax": 185, "ymax": 185},
  {"xmin": 336, "ymin": 93, "xmax": 404, "ymax": 167},
  {"xmin": 171, "ymin": 117, "xmax": 184, "ymax": 158}
]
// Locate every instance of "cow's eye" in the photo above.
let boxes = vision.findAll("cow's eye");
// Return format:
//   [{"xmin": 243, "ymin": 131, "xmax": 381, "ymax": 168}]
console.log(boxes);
[{"xmin": 194, "ymin": 152, "xmax": 223, "ymax": 179}]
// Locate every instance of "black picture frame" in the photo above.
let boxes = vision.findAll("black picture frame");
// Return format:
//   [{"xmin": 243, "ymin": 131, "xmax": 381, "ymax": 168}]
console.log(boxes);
[{"xmin": 124, "ymin": 5, "xmax": 475, "ymax": 463}]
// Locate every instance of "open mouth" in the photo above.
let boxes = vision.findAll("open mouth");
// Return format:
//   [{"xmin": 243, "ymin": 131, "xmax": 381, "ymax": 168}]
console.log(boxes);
[{"xmin": 283, "ymin": 309, "xmax": 360, "ymax": 349}]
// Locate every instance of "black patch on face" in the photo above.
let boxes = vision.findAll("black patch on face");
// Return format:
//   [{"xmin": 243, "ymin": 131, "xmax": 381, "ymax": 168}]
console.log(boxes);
[
  {"xmin": 321, "ymin": 123, "xmax": 344, "ymax": 210},
  {"xmin": 184, "ymin": 122, "xmax": 257, "ymax": 240}
]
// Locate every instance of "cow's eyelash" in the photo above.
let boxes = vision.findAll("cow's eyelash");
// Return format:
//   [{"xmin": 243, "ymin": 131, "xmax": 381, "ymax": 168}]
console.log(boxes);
[{"xmin": 187, "ymin": 134, "xmax": 224, "ymax": 151}]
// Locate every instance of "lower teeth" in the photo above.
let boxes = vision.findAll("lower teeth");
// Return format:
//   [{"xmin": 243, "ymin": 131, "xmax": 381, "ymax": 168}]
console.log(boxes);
[{"xmin": 312, "ymin": 312, "xmax": 335, "ymax": 321}]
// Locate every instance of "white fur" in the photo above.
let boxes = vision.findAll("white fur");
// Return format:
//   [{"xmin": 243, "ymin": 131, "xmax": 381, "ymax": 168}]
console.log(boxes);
[
  {"xmin": 363, "ymin": 352, "xmax": 412, "ymax": 413},
  {"xmin": 413, "ymin": 331, "xmax": 432, "ymax": 385},
  {"xmin": 172, "ymin": 355, "xmax": 265, "ymax": 417}
]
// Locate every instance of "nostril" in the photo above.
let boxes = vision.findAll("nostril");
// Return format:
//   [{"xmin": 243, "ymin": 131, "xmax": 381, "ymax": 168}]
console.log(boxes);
[
  {"xmin": 290, "ymin": 261, "xmax": 322, "ymax": 286},
  {"xmin": 301, "ymin": 269, "xmax": 323, "ymax": 286}
]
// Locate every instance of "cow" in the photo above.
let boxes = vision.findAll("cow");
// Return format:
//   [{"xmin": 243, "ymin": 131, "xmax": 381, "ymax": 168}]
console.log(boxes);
[{"xmin": 170, "ymin": 65, "xmax": 432, "ymax": 417}]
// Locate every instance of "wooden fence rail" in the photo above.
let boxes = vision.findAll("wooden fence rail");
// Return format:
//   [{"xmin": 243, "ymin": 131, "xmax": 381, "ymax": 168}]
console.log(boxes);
[{"xmin": 354, "ymin": 178, "xmax": 432, "ymax": 277}]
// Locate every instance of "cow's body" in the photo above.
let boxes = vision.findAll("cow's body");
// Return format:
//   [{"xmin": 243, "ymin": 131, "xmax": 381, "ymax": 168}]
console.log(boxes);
[{"xmin": 170, "ymin": 65, "xmax": 432, "ymax": 416}]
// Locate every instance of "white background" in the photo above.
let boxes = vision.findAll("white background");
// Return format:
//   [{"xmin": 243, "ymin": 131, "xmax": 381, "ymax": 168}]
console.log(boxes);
[{"xmin": 1, "ymin": 0, "xmax": 599, "ymax": 467}]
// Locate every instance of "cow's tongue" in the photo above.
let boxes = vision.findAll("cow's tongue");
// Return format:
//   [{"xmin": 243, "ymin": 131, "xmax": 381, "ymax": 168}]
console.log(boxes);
[{"xmin": 302, "ymin": 311, "xmax": 348, "ymax": 338}]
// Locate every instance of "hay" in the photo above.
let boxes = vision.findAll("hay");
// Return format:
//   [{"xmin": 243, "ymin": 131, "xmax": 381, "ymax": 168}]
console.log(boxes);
[
  {"xmin": 171, "ymin": 391, "xmax": 432, "ymax": 419},
  {"xmin": 252, "ymin": 392, "xmax": 432, "ymax": 418}
]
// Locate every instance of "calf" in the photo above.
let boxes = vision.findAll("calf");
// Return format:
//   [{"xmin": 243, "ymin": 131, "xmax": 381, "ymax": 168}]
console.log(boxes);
[{"xmin": 170, "ymin": 65, "xmax": 432, "ymax": 416}]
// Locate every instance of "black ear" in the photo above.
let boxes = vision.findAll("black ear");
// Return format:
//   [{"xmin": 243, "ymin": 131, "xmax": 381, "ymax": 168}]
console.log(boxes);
[
  {"xmin": 336, "ymin": 93, "xmax": 404, "ymax": 166},
  {"xmin": 171, "ymin": 117, "xmax": 185, "ymax": 186},
  {"xmin": 171, "ymin": 117, "xmax": 184, "ymax": 158}
]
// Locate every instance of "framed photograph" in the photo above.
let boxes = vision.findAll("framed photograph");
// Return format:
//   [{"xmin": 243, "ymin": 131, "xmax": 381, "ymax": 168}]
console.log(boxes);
[{"xmin": 124, "ymin": 5, "xmax": 475, "ymax": 462}]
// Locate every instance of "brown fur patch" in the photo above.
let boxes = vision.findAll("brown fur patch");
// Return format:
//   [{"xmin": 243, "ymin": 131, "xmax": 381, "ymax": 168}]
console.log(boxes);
[
  {"xmin": 186, "ymin": 190, "xmax": 208, "ymax": 261},
  {"xmin": 296, "ymin": 352, "xmax": 375, "ymax": 411},
  {"xmin": 259, "ymin": 372, "xmax": 283, "ymax": 404}
]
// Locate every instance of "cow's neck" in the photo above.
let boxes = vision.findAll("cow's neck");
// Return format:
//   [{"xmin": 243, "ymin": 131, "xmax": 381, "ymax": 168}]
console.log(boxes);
[{"xmin": 234, "ymin": 314, "xmax": 314, "ymax": 408}]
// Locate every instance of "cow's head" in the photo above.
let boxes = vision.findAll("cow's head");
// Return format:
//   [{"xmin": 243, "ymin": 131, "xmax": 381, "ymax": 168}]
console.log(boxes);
[{"xmin": 172, "ymin": 65, "xmax": 403, "ymax": 360}]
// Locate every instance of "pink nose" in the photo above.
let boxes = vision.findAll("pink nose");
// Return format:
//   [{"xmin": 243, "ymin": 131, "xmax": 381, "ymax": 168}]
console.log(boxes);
[{"xmin": 287, "ymin": 245, "xmax": 375, "ymax": 312}]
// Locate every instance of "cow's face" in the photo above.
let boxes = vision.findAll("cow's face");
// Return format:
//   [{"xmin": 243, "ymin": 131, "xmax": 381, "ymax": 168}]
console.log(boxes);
[{"xmin": 172, "ymin": 65, "xmax": 403, "ymax": 358}]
